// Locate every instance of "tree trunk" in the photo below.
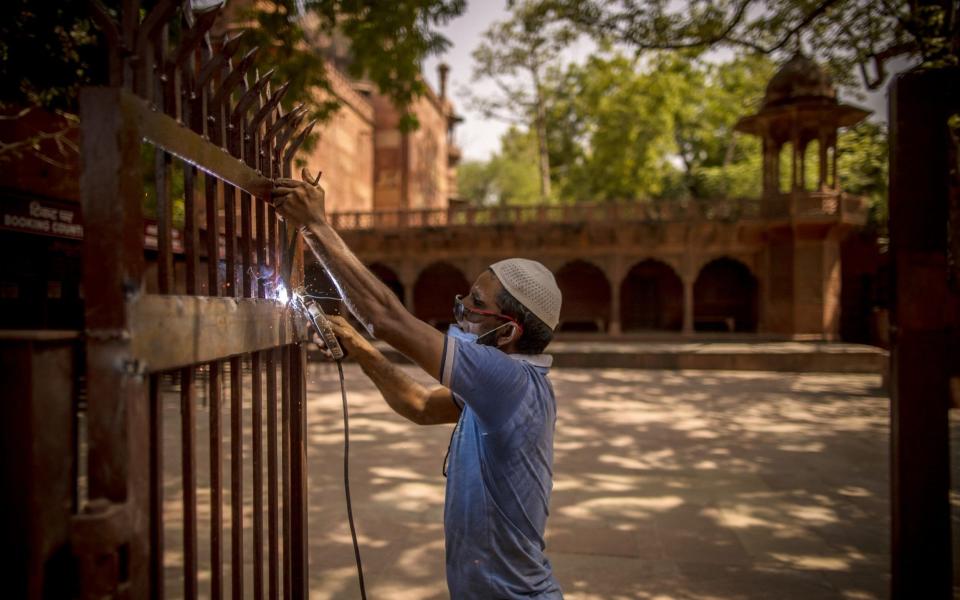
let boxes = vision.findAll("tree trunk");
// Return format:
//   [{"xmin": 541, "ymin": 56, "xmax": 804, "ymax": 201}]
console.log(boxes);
[{"xmin": 532, "ymin": 72, "xmax": 552, "ymax": 202}]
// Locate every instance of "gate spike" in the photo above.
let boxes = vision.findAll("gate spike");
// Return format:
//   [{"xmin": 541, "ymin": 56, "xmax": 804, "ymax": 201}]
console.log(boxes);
[
  {"xmin": 88, "ymin": 0, "xmax": 121, "ymax": 51},
  {"xmin": 250, "ymin": 82, "xmax": 291, "ymax": 131},
  {"xmin": 88, "ymin": 0, "xmax": 123, "ymax": 85},
  {"xmin": 196, "ymin": 32, "xmax": 245, "ymax": 88},
  {"xmin": 172, "ymin": 6, "xmax": 221, "ymax": 70},
  {"xmin": 213, "ymin": 47, "xmax": 260, "ymax": 108},
  {"xmin": 232, "ymin": 69, "xmax": 276, "ymax": 122},
  {"xmin": 275, "ymin": 111, "xmax": 308, "ymax": 158},
  {"xmin": 283, "ymin": 119, "xmax": 319, "ymax": 165},
  {"xmin": 264, "ymin": 104, "xmax": 306, "ymax": 145},
  {"xmin": 135, "ymin": 0, "xmax": 178, "ymax": 59}
]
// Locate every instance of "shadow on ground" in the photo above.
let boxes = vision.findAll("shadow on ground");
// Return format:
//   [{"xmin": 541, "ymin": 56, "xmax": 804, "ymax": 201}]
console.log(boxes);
[{"xmin": 156, "ymin": 363, "xmax": 890, "ymax": 599}]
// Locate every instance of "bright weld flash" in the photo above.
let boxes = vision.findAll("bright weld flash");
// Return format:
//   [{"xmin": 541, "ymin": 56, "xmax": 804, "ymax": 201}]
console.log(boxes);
[{"xmin": 276, "ymin": 283, "xmax": 290, "ymax": 304}]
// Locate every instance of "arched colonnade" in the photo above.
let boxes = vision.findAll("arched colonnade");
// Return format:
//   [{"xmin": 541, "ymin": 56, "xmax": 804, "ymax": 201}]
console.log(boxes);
[{"xmin": 358, "ymin": 255, "xmax": 760, "ymax": 334}]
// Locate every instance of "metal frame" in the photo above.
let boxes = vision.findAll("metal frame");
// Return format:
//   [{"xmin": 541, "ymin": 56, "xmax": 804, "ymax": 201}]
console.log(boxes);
[
  {"xmin": 888, "ymin": 66, "xmax": 960, "ymax": 599},
  {"xmin": 76, "ymin": 2, "xmax": 317, "ymax": 598}
]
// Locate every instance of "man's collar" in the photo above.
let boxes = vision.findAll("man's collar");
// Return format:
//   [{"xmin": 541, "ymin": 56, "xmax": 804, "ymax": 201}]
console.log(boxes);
[{"xmin": 508, "ymin": 353, "xmax": 553, "ymax": 368}]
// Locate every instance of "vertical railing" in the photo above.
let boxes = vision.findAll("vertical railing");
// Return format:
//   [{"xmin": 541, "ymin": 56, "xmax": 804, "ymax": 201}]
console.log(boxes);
[{"xmin": 76, "ymin": 2, "xmax": 318, "ymax": 598}]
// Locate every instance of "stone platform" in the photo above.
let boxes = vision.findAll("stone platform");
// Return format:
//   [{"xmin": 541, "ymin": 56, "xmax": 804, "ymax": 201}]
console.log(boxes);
[{"xmin": 352, "ymin": 338, "xmax": 888, "ymax": 374}]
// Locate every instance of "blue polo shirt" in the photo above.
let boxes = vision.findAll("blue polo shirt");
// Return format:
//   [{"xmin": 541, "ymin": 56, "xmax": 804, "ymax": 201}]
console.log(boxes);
[{"xmin": 439, "ymin": 335, "xmax": 563, "ymax": 599}]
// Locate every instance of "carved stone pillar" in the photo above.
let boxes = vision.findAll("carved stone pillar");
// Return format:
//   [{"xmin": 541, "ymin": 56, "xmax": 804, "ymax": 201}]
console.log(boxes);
[{"xmin": 682, "ymin": 277, "xmax": 694, "ymax": 336}]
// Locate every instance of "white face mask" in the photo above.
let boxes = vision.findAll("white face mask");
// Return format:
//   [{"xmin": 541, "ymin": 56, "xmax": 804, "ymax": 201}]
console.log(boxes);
[{"xmin": 448, "ymin": 321, "xmax": 513, "ymax": 345}]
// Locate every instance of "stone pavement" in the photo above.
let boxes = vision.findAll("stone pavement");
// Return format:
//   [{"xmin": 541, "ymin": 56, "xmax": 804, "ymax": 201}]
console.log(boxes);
[
  {"xmin": 154, "ymin": 363, "xmax": 892, "ymax": 599},
  {"xmin": 302, "ymin": 364, "xmax": 890, "ymax": 600}
]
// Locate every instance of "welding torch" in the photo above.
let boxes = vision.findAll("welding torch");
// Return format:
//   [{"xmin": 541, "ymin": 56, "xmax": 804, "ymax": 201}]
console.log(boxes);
[{"xmin": 273, "ymin": 170, "xmax": 346, "ymax": 361}]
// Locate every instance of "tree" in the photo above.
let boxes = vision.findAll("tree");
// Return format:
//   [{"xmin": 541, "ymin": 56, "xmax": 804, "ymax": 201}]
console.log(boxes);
[
  {"xmin": 0, "ymin": 0, "xmax": 466, "ymax": 165},
  {"xmin": 541, "ymin": 0, "xmax": 958, "ymax": 90},
  {"xmin": 238, "ymin": 0, "xmax": 466, "ymax": 131},
  {"xmin": 468, "ymin": 50, "xmax": 887, "ymax": 210},
  {"xmin": 468, "ymin": 1, "xmax": 576, "ymax": 202},
  {"xmin": 837, "ymin": 121, "xmax": 889, "ymax": 229},
  {"xmin": 543, "ymin": 52, "xmax": 774, "ymax": 202},
  {"xmin": 456, "ymin": 127, "xmax": 541, "ymax": 206}
]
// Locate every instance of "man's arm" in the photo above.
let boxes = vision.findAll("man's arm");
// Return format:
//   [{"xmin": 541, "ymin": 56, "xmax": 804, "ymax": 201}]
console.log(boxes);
[
  {"xmin": 272, "ymin": 172, "xmax": 445, "ymax": 380},
  {"xmin": 320, "ymin": 315, "xmax": 460, "ymax": 425}
]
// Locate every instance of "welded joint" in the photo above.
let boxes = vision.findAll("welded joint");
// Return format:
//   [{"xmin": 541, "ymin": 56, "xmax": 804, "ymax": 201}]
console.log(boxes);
[{"xmin": 85, "ymin": 328, "xmax": 131, "ymax": 342}]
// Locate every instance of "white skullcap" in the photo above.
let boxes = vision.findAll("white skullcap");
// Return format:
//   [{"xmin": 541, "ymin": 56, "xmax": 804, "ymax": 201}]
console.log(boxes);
[{"xmin": 489, "ymin": 258, "xmax": 562, "ymax": 330}]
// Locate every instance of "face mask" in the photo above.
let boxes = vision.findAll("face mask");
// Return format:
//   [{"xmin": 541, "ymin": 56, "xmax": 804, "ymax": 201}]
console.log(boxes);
[{"xmin": 448, "ymin": 322, "xmax": 513, "ymax": 345}]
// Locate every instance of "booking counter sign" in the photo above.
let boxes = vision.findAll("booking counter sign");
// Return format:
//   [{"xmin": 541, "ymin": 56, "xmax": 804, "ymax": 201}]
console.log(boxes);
[{"xmin": 1, "ymin": 197, "xmax": 84, "ymax": 240}]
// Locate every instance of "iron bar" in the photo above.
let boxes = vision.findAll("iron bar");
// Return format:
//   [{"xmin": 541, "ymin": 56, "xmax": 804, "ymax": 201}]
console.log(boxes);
[
  {"xmin": 225, "ymin": 185, "xmax": 238, "ymax": 297},
  {"xmin": 181, "ymin": 366, "xmax": 198, "ymax": 599},
  {"xmin": 156, "ymin": 148, "xmax": 174, "ymax": 293},
  {"xmin": 281, "ymin": 345, "xmax": 291, "ymax": 600},
  {"xmin": 184, "ymin": 163, "xmax": 200, "ymax": 294},
  {"xmin": 230, "ymin": 356, "xmax": 244, "ymax": 600},
  {"xmin": 242, "ymin": 192, "xmax": 254, "ymax": 297},
  {"xmin": 257, "ymin": 195, "xmax": 268, "ymax": 299},
  {"xmin": 266, "ymin": 348, "xmax": 280, "ymax": 600},
  {"xmin": 209, "ymin": 360, "xmax": 224, "ymax": 600},
  {"xmin": 288, "ymin": 344, "xmax": 308, "ymax": 599},
  {"xmin": 252, "ymin": 352, "xmax": 265, "ymax": 600},
  {"xmin": 149, "ymin": 374, "xmax": 163, "ymax": 600}
]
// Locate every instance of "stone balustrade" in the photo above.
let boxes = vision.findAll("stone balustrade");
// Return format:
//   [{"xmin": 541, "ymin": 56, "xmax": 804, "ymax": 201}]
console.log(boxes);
[{"xmin": 330, "ymin": 194, "xmax": 866, "ymax": 231}]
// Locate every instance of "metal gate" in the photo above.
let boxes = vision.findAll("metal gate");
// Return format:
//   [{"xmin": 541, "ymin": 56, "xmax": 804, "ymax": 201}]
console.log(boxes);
[{"xmin": 76, "ymin": 1, "xmax": 316, "ymax": 597}]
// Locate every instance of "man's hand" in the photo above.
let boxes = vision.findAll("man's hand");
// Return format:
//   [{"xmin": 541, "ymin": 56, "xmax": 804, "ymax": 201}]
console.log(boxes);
[
  {"xmin": 311, "ymin": 314, "xmax": 374, "ymax": 360},
  {"xmin": 271, "ymin": 167, "xmax": 327, "ymax": 229}
]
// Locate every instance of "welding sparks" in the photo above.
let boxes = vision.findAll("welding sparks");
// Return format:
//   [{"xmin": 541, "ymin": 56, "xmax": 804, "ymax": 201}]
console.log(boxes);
[{"xmin": 276, "ymin": 283, "xmax": 290, "ymax": 304}]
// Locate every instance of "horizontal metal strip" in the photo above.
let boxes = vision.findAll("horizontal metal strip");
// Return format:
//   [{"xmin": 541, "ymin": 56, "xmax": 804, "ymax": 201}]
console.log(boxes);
[
  {"xmin": 124, "ymin": 89, "xmax": 274, "ymax": 198},
  {"xmin": 129, "ymin": 294, "xmax": 307, "ymax": 372}
]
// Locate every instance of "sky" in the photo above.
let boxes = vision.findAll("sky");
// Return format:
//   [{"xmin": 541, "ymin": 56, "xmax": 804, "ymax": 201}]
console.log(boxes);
[{"xmin": 421, "ymin": 1, "xmax": 899, "ymax": 164}]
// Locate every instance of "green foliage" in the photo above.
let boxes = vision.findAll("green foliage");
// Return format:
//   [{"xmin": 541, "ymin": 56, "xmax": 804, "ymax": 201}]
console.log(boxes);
[
  {"xmin": 837, "ymin": 121, "xmax": 889, "ymax": 228},
  {"xmin": 468, "ymin": 1, "xmax": 577, "ymax": 201},
  {"xmin": 543, "ymin": 52, "xmax": 772, "ymax": 202},
  {"xmin": 0, "ymin": 2, "xmax": 105, "ymax": 111},
  {"xmin": 457, "ymin": 161, "xmax": 496, "ymax": 205},
  {"xmin": 470, "ymin": 50, "xmax": 888, "ymax": 209},
  {"xmin": 542, "ymin": 0, "xmax": 958, "ymax": 90},
  {"xmin": 141, "ymin": 145, "xmax": 186, "ymax": 229},
  {"xmin": 241, "ymin": 0, "xmax": 465, "ymax": 132},
  {"xmin": 0, "ymin": 0, "xmax": 464, "ymax": 131},
  {"xmin": 456, "ymin": 128, "xmax": 542, "ymax": 206}
]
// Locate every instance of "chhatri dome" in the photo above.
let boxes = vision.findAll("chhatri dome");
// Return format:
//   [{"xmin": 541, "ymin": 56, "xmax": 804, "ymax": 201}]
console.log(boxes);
[
  {"xmin": 735, "ymin": 51, "xmax": 870, "ymax": 209},
  {"xmin": 762, "ymin": 51, "xmax": 837, "ymax": 108}
]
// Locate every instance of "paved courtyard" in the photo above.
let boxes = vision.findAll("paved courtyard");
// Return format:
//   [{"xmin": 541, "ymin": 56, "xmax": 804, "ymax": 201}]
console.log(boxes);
[
  {"xmin": 302, "ymin": 364, "xmax": 889, "ymax": 600},
  {"xmin": 157, "ymin": 363, "xmax": 891, "ymax": 599}
]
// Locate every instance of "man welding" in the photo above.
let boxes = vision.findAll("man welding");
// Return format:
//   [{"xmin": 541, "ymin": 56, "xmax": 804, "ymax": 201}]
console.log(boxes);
[{"xmin": 272, "ymin": 170, "xmax": 564, "ymax": 599}]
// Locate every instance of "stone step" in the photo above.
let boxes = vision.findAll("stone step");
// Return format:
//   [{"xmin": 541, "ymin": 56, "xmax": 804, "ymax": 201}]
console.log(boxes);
[{"xmin": 311, "ymin": 339, "xmax": 888, "ymax": 374}]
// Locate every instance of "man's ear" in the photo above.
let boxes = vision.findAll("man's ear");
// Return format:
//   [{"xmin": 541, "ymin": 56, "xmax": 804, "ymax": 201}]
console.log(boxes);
[{"xmin": 496, "ymin": 324, "xmax": 521, "ymax": 349}]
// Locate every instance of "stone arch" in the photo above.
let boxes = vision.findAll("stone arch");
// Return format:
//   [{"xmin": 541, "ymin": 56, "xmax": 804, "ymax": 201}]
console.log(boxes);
[
  {"xmin": 694, "ymin": 257, "xmax": 758, "ymax": 332},
  {"xmin": 368, "ymin": 262, "xmax": 404, "ymax": 302},
  {"xmin": 556, "ymin": 260, "xmax": 611, "ymax": 332},
  {"xmin": 621, "ymin": 259, "xmax": 683, "ymax": 331},
  {"xmin": 414, "ymin": 261, "xmax": 470, "ymax": 329}
]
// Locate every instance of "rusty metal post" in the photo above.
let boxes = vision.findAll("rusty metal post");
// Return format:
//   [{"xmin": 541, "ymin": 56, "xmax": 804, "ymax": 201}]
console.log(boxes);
[
  {"xmin": 78, "ymin": 86, "xmax": 150, "ymax": 598},
  {"xmin": 888, "ymin": 67, "xmax": 960, "ymax": 599}
]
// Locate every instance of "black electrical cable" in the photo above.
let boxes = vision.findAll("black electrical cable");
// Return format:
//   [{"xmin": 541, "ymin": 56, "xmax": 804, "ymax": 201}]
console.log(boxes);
[{"xmin": 337, "ymin": 359, "xmax": 367, "ymax": 599}]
